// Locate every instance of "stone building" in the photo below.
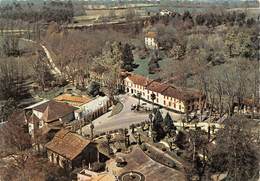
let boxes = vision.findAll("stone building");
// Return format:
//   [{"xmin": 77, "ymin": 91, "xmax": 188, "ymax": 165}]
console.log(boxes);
[{"xmin": 45, "ymin": 129, "xmax": 99, "ymax": 171}]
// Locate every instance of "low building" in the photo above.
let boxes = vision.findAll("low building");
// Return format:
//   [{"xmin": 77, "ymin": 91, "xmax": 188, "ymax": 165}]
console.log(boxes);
[
  {"xmin": 54, "ymin": 93, "xmax": 112, "ymax": 121},
  {"xmin": 124, "ymin": 73, "xmax": 205, "ymax": 113},
  {"xmin": 26, "ymin": 100, "xmax": 77, "ymax": 138},
  {"xmin": 45, "ymin": 129, "xmax": 99, "ymax": 171},
  {"xmin": 145, "ymin": 31, "xmax": 158, "ymax": 50}
]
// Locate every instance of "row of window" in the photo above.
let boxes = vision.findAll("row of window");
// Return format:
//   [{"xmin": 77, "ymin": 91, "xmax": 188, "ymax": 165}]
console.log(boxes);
[{"xmin": 163, "ymin": 100, "xmax": 182, "ymax": 110}]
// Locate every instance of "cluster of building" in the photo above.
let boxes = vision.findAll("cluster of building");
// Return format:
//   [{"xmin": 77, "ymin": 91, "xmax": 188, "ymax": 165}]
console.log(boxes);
[
  {"xmin": 124, "ymin": 73, "xmax": 206, "ymax": 113},
  {"xmin": 9, "ymin": 93, "xmax": 112, "ymax": 178}
]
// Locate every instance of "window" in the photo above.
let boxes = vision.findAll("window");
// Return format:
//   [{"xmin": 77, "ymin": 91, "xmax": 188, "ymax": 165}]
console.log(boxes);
[
  {"xmin": 147, "ymin": 95, "xmax": 149, "ymax": 100},
  {"xmin": 169, "ymin": 102, "xmax": 171, "ymax": 107},
  {"xmin": 164, "ymin": 100, "xmax": 166, "ymax": 105},
  {"xmin": 179, "ymin": 105, "xmax": 181, "ymax": 110},
  {"xmin": 156, "ymin": 98, "xmax": 158, "ymax": 102},
  {"xmin": 174, "ymin": 103, "xmax": 176, "ymax": 108}
]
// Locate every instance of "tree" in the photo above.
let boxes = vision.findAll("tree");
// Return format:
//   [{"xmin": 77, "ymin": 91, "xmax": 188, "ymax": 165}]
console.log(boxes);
[
  {"xmin": 94, "ymin": 42, "xmax": 122, "ymax": 103},
  {"xmin": 121, "ymin": 43, "xmax": 134, "ymax": 71},
  {"xmin": 163, "ymin": 112, "xmax": 176, "ymax": 137},
  {"xmin": 0, "ymin": 98, "xmax": 17, "ymax": 123},
  {"xmin": 0, "ymin": 58, "xmax": 29, "ymax": 101},
  {"xmin": 87, "ymin": 81, "xmax": 101, "ymax": 97},
  {"xmin": 209, "ymin": 116, "xmax": 259, "ymax": 180},
  {"xmin": 32, "ymin": 50, "xmax": 53, "ymax": 90},
  {"xmin": 150, "ymin": 93, "xmax": 156, "ymax": 110},
  {"xmin": 151, "ymin": 109, "xmax": 165, "ymax": 142},
  {"xmin": 1, "ymin": 35, "xmax": 20, "ymax": 57}
]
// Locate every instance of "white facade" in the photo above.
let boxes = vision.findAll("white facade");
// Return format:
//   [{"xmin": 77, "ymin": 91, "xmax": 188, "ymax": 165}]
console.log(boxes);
[
  {"xmin": 145, "ymin": 37, "xmax": 158, "ymax": 50},
  {"xmin": 124, "ymin": 76, "xmax": 201, "ymax": 113}
]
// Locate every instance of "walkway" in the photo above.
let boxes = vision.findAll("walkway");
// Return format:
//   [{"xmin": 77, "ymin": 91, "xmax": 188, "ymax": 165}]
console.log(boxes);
[{"xmin": 20, "ymin": 38, "xmax": 61, "ymax": 76}]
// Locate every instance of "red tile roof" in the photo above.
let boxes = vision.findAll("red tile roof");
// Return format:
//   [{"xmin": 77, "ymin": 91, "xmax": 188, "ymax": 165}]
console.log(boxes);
[
  {"xmin": 126, "ymin": 74, "xmax": 152, "ymax": 87},
  {"xmin": 28, "ymin": 114, "xmax": 40, "ymax": 124},
  {"xmin": 146, "ymin": 81, "xmax": 170, "ymax": 93},
  {"xmin": 33, "ymin": 100, "xmax": 77, "ymax": 123},
  {"xmin": 45, "ymin": 129, "xmax": 92, "ymax": 160},
  {"xmin": 146, "ymin": 31, "xmax": 157, "ymax": 38},
  {"xmin": 162, "ymin": 86, "xmax": 203, "ymax": 101}
]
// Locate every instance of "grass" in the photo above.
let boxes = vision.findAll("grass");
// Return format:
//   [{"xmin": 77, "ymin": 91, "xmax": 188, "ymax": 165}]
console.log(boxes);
[
  {"xmin": 133, "ymin": 56, "xmax": 174, "ymax": 80},
  {"xmin": 110, "ymin": 101, "xmax": 124, "ymax": 117}
]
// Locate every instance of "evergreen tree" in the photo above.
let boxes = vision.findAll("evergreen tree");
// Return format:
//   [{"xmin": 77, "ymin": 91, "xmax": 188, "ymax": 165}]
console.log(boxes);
[
  {"xmin": 163, "ymin": 112, "xmax": 176, "ymax": 136},
  {"xmin": 122, "ymin": 43, "xmax": 134, "ymax": 71}
]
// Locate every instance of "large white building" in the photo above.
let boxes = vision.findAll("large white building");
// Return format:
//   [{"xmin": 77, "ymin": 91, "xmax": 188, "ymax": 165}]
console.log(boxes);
[{"xmin": 124, "ymin": 74, "xmax": 205, "ymax": 113}]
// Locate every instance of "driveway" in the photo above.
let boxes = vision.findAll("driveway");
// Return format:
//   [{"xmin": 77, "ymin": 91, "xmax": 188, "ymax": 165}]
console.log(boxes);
[{"xmin": 81, "ymin": 95, "xmax": 150, "ymax": 135}]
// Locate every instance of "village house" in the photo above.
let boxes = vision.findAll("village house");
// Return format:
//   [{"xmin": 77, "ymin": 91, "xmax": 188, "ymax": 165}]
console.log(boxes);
[
  {"xmin": 145, "ymin": 31, "xmax": 158, "ymax": 50},
  {"xmin": 45, "ymin": 129, "xmax": 99, "ymax": 171},
  {"xmin": 124, "ymin": 74, "xmax": 205, "ymax": 113},
  {"xmin": 25, "ymin": 100, "xmax": 77, "ymax": 138}
]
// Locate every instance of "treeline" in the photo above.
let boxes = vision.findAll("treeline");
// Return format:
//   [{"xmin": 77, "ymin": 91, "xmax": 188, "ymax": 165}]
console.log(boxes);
[
  {"xmin": 0, "ymin": 1, "xmax": 74, "ymax": 23},
  {"xmin": 149, "ymin": 10, "xmax": 256, "ymax": 29}
]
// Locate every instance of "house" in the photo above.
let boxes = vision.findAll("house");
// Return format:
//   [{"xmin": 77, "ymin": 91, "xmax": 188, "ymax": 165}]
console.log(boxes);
[
  {"xmin": 160, "ymin": 9, "xmax": 174, "ymax": 16},
  {"xmin": 45, "ymin": 129, "xmax": 99, "ymax": 171},
  {"xmin": 124, "ymin": 73, "xmax": 205, "ymax": 113},
  {"xmin": 145, "ymin": 31, "xmax": 158, "ymax": 50},
  {"xmin": 26, "ymin": 100, "xmax": 77, "ymax": 138}
]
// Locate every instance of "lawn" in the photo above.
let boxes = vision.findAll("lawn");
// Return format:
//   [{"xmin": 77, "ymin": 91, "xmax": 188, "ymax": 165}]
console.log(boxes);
[
  {"xmin": 133, "ymin": 56, "xmax": 174, "ymax": 80},
  {"xmin": 110, "ymin": 101, "xmax": 124, "ymax": 117}
]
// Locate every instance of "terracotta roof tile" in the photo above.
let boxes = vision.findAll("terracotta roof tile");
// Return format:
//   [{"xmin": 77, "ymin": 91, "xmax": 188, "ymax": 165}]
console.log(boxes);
[
  {"xmin": 146, "ymin": 81, "xmax": 170, "ymax": 93},
  {"xmin": 162, "ymin": 86, "xmax": 203, "ymax": 101},
  {"xmin": 45, "ymin": 129, "xmax": 92, "ymax": 160},
  {"xmin": 146, "ymin": 31, "xmax": 157, "ymax": 38},
  {"xmin": 28, "ymin": 114, "xmax": 40, "ymax": 124},
  {"xmin": 55, "ymin": 94, "xmax": 92, "ymax": 107},
  {"xmin": 126, "ymin": 74, "xmax": 152, "ymax": 87},
  {"xmin": 33, "ymin": 100, "xmax": 77, "ymax": 123}
]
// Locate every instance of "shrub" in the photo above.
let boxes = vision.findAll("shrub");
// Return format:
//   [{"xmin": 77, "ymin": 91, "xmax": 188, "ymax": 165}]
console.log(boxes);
[
  {"xmin": 91, "ymin": 162, "xmax": 106, "ymax": 172},
  {"xmin": 140, "ymin": 144, "xmax": 147, "ymax": 151}
]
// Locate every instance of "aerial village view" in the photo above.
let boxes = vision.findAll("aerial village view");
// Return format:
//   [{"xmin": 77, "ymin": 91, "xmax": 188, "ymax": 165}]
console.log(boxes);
[{"xmin": 0, "ymin": 0, "xmax": 259, "ymax": 181}]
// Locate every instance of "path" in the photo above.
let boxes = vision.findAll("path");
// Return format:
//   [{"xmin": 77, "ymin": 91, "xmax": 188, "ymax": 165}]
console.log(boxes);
[{"xmin": 20, "ymin": 38, "xmax": 61, "ymax": 76}]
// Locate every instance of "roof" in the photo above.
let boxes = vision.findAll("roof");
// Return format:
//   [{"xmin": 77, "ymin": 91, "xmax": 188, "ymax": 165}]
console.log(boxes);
[
  {"xmin": 146, "ymin": 31, "xmax": 157, "ymax": 38},
  {"xmin": 162, "ymin": 86, "xmax": 203, "ymax": 101},
  {"xmin": 25, "ymin": 99, "xmax": 50, "ymax": 110},
  {"xmin": 28, "ymin": 114, "xmax": 40, "ymax": 124},
  {"xmin": 54, "ymin": 93, "xmax": 92, "ymax": 107},
  {"xmin": 146, "ymin": 81, "xmax": 170, "ymax": 93},
  {"xmin": 126, "ymin": 74, "xmax": 152, "ymax": 87},
  {"xmin": 33, "ymin": 100, "xmax": 76, "ymax": 123},
  {"xmin": 45, "ymin": 129, "xmax": 92, "ymax": 160}
]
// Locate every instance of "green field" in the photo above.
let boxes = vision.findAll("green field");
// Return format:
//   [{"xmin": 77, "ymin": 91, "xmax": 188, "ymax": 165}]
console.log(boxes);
[{"xmin": 133, "ymin": 56, "xmax": 173, "ymax": 80}]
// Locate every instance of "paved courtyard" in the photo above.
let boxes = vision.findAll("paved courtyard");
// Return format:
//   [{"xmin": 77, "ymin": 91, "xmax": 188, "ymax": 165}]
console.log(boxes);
[
  {"xmin": 107, "ymin": 146, "xmax": 186, "ymax": 181},
  {"xmin": 81, "ymin": 94, "xmax": 221, "ymax": 136},
  {"xmin": 81, "ymin": 95, "xmax": 151, "ymax": 135}
]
